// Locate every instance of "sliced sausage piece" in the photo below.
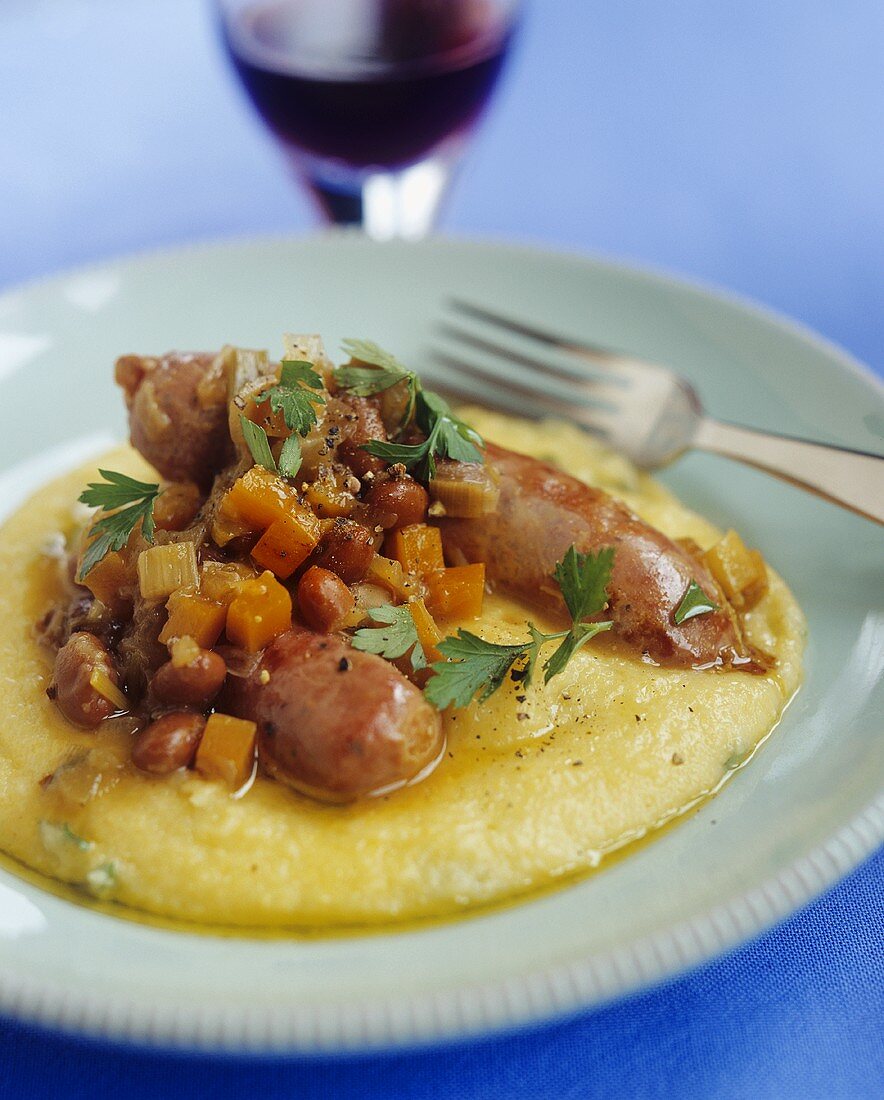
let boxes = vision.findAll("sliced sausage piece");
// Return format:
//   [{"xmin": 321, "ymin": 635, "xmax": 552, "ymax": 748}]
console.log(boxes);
[
  {"xmin": 438, "ymin": 443, "xmax": 745, "ymax": 668},
  {"xmin": 226, "ymin": 630, "xmax": 443, "ymax": 801},
  {"xmin": 116, "ymin": 352, "xmax": 230, "ymax": 486}
]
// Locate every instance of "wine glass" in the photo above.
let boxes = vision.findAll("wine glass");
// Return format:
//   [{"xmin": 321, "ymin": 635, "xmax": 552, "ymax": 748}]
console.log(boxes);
[{"xmin": 214, "ymin": 0, "xmax": 522, "ymax": 239}]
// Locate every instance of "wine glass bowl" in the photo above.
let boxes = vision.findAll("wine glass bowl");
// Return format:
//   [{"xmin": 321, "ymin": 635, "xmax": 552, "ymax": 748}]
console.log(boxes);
[{"xmin": 215, "ymin": 0, "xmax": 522, "ymax": 237}]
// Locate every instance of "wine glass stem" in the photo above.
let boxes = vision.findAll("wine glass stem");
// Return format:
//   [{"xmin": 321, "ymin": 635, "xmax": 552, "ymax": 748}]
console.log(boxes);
[{"xmin": 304, "ymin": 157, "xmax": 455, "ymax": 240}]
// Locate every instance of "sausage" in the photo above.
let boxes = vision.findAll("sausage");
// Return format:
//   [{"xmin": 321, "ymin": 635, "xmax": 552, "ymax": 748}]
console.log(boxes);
[
  {"xmin": 116, "ymin": 352, "xmax": 230, "ymax": 486},
  {"xmin": 49, "ymin": 632, "xmax": 124, "ymax": 727},
  {"xmin": 226, "ymin": 630, "xmax": 443, "ymax": 801},
  {"xmin": 438, "ymin": 443, "xmax": 745, "ymax": 667}
]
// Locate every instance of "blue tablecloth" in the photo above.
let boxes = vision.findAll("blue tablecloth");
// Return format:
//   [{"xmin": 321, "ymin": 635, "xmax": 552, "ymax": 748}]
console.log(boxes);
[{"xmin": 1, "ymin": 2, "xmax": 882, "ymax": 1096}]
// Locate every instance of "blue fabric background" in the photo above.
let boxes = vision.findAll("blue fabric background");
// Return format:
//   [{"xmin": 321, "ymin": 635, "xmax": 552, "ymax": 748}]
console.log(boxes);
[{"xmin": 1, "ymin": 1, "xmax": 882, "ymax": 1095}]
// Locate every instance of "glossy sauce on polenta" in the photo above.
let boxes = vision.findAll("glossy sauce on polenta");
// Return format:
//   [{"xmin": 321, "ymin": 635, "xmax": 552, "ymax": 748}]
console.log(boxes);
[{"xmin": 0, "ymin": 413, "xmax": 805, "ymax": 930}]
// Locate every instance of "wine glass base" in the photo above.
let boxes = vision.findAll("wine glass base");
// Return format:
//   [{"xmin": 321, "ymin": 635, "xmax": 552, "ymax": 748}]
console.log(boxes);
[{"xmin": 293, "ymin": 153, "xmax": 459, "ymax": 240}]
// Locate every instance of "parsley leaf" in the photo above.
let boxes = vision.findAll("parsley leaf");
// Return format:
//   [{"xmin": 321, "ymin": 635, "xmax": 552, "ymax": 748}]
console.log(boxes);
[
  {"xmin": 335, "ymin": 338, "xmax": 420, "ymax": 429},
  {"xmin": 77, "ymin": 470, "xmax": 160, "ymax": 580},
  {"xmin": 351, "ymin": 604, "xmax": 427, "ymax": 671},
  {"xmin": 543, "ymin": 620, "xmax": 613, "ymax": 683},
  {"xmin": 424, "ymin": 544, "xmax": 616, "ymax": 710},
  {"xmin": 261, "ymin": 359, "xmax": 326, "ymax": 437},
  {"xmin": 424, "ymin": 631, "xmax": 529, "ymax": 710},
  {"xmin": 336, "ymin": 339, "xmax": 416, "ymax": 395},
  {"xmin": 364, "ymin": 389, "xmax": 484, "ymax": 480},
  {"xmin": 553, "ymin": 546, "xmax": 615, "ymax": 624},
  {"xmin": 674, "ymin": 579, "xmax": 719, "ymax": 624},
  {"xmin": 240, "ymin": 415, "xmax": 277, "ymax": 472},
  {"xmin": 278, "ymin": 433, "xmax": 302, "ymax": 479}
]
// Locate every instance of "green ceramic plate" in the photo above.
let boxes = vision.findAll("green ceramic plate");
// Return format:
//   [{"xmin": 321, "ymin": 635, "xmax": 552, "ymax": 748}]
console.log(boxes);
[{"xmin": 0, "ymin": 233, "xmax": 881, "ymax": 1052}]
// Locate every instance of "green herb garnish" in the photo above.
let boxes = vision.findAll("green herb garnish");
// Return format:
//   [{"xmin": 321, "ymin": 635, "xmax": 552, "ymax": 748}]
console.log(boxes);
[
  {"xmin": 333, "ymin": 340, "xmax": 483, "ymax": 477},
  {"xmin": 336, "ymin": 339, "xmax": 417, "ymax": 398},
  {"xmin": 240, "ymin": 415, "xmax": 277, "ymax": 472},
  {"xmin": 278, "ymin": 433, "xmax": 302, "ymax": 479},
  {"xmin": 364, "ymin": 390, "xmax": 483, "ymax": 480},
  {"xmin": 261, "ymin": 359, "xmax": 326, "ymax": 437},
  {"xmin": 674, "ymin": 579, "xmax": 719, "ymax": 624},
  {"xmin": 77, "ymin": 470, "xmax": 161, "ymax": 581},
  {"xmin": 351, "ymin": 603, "xmax": 427, "ymax": 671},
  {"xmin": 425, "ymin": 546, "xmax": 615, "ymax": 710}
]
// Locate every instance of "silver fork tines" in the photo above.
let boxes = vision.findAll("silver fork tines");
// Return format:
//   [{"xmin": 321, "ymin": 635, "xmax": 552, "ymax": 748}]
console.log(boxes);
[{"xmin": 425, "ymin": 298, "xmax": 884, "ymax": 525}]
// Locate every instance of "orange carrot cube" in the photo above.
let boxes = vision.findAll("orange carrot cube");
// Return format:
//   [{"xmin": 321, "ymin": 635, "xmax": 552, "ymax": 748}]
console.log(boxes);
[
  {"xmin": 225, "ymin": 570, "xmax": 292, "ymax": 652},
  {"xmin": 223, "ymin": 466, "xmax": 300, "ymax": 530},
  {"xmin": 425, "ymin": 563, "xmax": 486, "ymax": 620},
  {"xmin": 194, "ymin": 713, "xmax": 257, "ymax": 789},
  {"xmin": 408, "ymin": 598, "xmax": 442, "ymax": 663},
  {"xmin": 387, "ymin": 524, "xmax": 445, "ymax": 577},
  {"xmin": 158, "ymin": 588, "xmax": 227, "ymax": 648},
  {"xmin": 250, "ymin": 510, "xmax": 320, "ymax": 579}
]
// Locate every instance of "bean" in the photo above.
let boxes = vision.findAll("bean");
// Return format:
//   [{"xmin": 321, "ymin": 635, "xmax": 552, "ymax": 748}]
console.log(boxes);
[
  {"xmin": 150, "ymin": 649, "xmax": 227, "ymax": 708},
  {"xmin": 131, "ymin": 711, "xmax": 205, "ymax": 774},
  {"xmin": 50, "ymin": 632, "xmax": 122, "ymax": 728},
  {"xmin": 312, "ymin": 519, "xmax": 375, "ymax": 584},
  {"xmin": 365, "ymin": 476, "xmax": 428, "ymax": 529},
  {"xmin": 297, "ymin": 566, "xmax": 355, "ymax": 633},
  {"xmin": 152, "ymin": 481, "xmax": 203, "ymax": 532}
]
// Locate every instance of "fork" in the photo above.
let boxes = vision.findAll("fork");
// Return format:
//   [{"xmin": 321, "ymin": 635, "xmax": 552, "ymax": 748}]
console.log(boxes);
[{"xmin": 428, "ymin": 299, "xmax": 884, "ymax": 526}]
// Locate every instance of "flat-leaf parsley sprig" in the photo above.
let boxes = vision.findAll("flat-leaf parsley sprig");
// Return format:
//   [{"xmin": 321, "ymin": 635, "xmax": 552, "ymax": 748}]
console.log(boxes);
[
  {"xmin": 241, "ymin": 359, "xmax": 328, "ymax": 478},
  {"xmin": 351, "ymin": 603, "xmax": 427, "ymax": 671},
  {"xmin": 424, "ymin": 547, "xmax": 615, "ymax": 711},
  {"xmin": 77, "ymin": 470, "xmax": 161, "ymax": 580},
  {"xmin": 333, "ymin": 339, "xmax": 484, "ymax": 480},
  {"xmin": 364, "ymin": 390, "xmax": 483, "ymax": 481}
]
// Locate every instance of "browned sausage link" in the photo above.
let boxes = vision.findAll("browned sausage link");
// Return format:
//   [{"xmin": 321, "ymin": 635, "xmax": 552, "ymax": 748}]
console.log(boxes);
[
  {"xmin": 116, "ymin": 352, "xmax": 230, "ymax": 486},
  {"xmin": 49, "ymin": 632, "xmax": 124, "ymax": 728},
  {"xmin": 149, "ymin": 649, "xmax": 227, "ymax": 709},
  {"xmin": 297, "ymin": 566, "xmax": 355, "ymax": 632},
  {"xmin": 131, "ymin": 711, "xmax": 206, "ymax": 774},
  {"xmin": 438, "ymin": 443, "xmax": 746, "ymax": 668},
  {"xmin": 226, "ymin": 630, "xmax": 443, "ymax": 802},
  {"xmin": 364, "ymin": 474, "xmax": 429, "ymax": 530},
  {"xmin": 312, "ymin": 518, "xmax": 376, "ymax": 583},
  {"xmin": 332, "ymin": 393, "xmax": 388, "ymax": 478}
]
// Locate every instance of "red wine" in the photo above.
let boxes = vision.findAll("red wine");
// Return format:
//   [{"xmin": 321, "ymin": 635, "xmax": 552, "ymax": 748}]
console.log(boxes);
[{"xmin": 221, "ymin": 0, "xmax": 517, "ymax": 170}]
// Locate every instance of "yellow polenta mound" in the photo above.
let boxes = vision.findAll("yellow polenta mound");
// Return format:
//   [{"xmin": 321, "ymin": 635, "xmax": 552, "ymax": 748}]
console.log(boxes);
[{"xmin": 0, "ymin": 412, "xmax": 805, "ymax": 929}]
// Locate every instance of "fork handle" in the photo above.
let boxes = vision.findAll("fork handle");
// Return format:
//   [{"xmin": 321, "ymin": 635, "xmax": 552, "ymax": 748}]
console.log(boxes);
[{"xmin": 693, "ymin": 418, "xmax": 884, "ymax": 525}]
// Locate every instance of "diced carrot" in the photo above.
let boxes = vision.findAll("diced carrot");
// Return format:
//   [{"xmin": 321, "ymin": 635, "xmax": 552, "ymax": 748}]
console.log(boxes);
[
  {"xmin": 81, "ymin": 550, "xmax": 133, "ymax": 611},
  {"xmin": 425, "ymin": 563, "xmax": 486, "ymax": 620},
  {"xmin": 223, "ymin": 466, "xmax": 301, "ymax": 530},
  {"xmin": 250, "ymin": 509, "xmax": 320, "ymax": 579},
  {"xmin": 245, "ymin": 395, "xmax": 288, "ymax": 438},
  {"xmin": 408, "ymin": 598, "xmax": 442, "ymax": 663},
  {"xmin": 194, "ymin": 712, "xmax": 257, "ymax": 789},
  {"xmin": 158, "ymin": 587, "xmax": 227, "ymax": 648},
  {"xmin": 210, "ymin": 495, "xmax": 253, "ymax": 547},
  {"xmin": 199, "ymin": 560, "xmax": 255, "ymax": 606},
  {"xmin": 387, "ymin": 523, "xmax": 445, "ymax": 577},
  {"xmin": 305, "ymin": 474, "xmax": 356, "ymax": 518},
  {"xmin": 225, "ymin": 570, "xmax": 292, "ymax": 652}
]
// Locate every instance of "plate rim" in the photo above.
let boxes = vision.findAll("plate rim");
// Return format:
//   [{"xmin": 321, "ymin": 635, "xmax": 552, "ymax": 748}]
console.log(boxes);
[{"xmin": 0, "ymin": 230, "xmax": 881, "ymax": 1054}]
